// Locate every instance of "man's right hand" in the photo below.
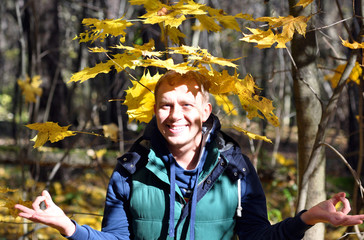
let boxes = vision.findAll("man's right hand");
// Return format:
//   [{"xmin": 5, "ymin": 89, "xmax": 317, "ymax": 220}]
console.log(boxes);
[{"xmin": 15, "ymin": 190, "xmax": 76, "ymax": 236}]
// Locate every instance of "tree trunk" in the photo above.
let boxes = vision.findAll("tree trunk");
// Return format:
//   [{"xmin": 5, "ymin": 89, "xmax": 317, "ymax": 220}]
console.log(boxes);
[{"xmin": 289, "ymin": 1, "xmax": 326, "ymax": 239}]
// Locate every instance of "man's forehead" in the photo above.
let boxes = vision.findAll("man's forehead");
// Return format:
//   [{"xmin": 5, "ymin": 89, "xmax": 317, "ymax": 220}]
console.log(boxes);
[{"xmin": 157, "ymin": 79, "xmax": 202, "ymax": 95}]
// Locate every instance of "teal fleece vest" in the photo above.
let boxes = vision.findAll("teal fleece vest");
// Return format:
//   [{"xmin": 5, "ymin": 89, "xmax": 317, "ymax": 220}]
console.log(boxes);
[{"xmin": 129, "ymin": 144, "xmax": 238, "ymax": 240}]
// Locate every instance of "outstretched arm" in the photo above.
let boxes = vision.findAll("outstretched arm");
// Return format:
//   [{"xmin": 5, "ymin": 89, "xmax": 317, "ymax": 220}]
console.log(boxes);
[
  {"xmin": 14, "ymin": 190, "xmax": 76, "ymax": 236},
  {"xmin": 301, "ymin": 192, "xmax": 364, "ymax": 226}
]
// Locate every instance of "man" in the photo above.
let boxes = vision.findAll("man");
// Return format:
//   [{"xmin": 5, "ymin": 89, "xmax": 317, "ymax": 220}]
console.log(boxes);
[{"xmin": 15, "ymin": 70, "xmax": 364, "ymax": 239}]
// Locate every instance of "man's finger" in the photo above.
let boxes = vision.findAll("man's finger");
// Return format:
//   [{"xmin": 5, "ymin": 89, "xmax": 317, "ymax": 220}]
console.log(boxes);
[
  {"xmin": 32, "ymin": 196, "xmax": 46, "ymax": 211},
  {"xmin": 339, "ymin": 197, "xmax": 351, "ymax": 215}
]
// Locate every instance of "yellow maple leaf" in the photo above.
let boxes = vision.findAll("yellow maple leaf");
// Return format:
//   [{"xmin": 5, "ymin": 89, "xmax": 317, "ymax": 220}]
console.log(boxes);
[
  {"xmin": 169, "ymin": 45, "xmax": 239, "ymax": 68},
  {"xmin": 26, "ymin": 122, "xmax": 76, "ymax": 148},
  {"xmin": 103, "ymin": 123, "xmax": 119, "ymax": 142},
  {"xmin": 214, "ymin": 94, "xmax": 238, "ymax": 115},
  {"xmin": 341, "ymin": 38, "xmax": 364, "ymax": 49},
  {"xmin": 233, "ymin": 125, "xmax": 272, "ymax": 143},
  {"xmin": 124, "ymin": 71, "xmax": 162, "ymax": 123},
  {"xmin": 141, "ymin": 58, "xmax": 197, "ymax": 73},
  {"xmin": 129, "ymin": 0, "xmax": 163, "ymax": 11},
  {"xmin": 88, "ymin": 47, "xmax": 110, "ymax": 53},
  {"xmin": 242, "ymin": 15, "xmax": 310, "ymax": 48},
  {"xmin": 199, "ymin": 68, "xmax": 238, "ymax": 94},
  {"xmin": 113, "ymin": 39, "xmax": 162, "ymax": 57},
  {"xmin": 142, "ymin": 9, "xmax": 187, "ymax": 28},
  {"xmin": 235, "ymin": 75, "xmax": 279, "ymax": 127},
  {"xmin": 75, "ymin": 18, "xmax": 133, "ymax": 43},
  {"xmin": 326, "ymin": 62, "xmax": 363, "ymax": 88},
  {"xmin": 241, "ymin": 28, "xmax": 276, "ymax": 49},
  {"xmin": 174, "ymin": 0, "xmax": 207, "ymax": 16},
  {"xmin": 195, "ymin": 15, "xmax": 222, "ymax": 32},
  {"xmin": 110, "ymin": 53, "xmax": 139, "ymax": 72},
  {"xmin": 69, "ymin": 53, "xmax": 138, "ymax": 83},
  {"xmin": 17, "ymin": 75, "xmax": 43, "ymax": 103},
  {"xmin": 69, "ymin": 61, "xmax": 114, "ymax": 83},
  {"xmin": 295, "ymin": 0, "xmax": 314, "ymax": 8},
  {"xmin": 162, "ymin": 26, "xmax": 186, "ymax": 45}
]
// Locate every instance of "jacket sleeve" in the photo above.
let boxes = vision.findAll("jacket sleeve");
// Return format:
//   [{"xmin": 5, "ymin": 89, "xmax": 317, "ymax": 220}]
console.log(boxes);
[
  {"xmin": 66, "ymin": 162, "xmax": 131, "ymax": 240},
  {"xmin": 235, "ymin": 157, "xmax": 311, "ymax": 240}
]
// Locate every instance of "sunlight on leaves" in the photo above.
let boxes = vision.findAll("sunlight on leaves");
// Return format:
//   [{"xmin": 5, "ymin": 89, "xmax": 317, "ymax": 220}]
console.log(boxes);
[
  {"xmin": 124, "ymin": 71, "xmax": 162, "ymax": 123},
  {"xmin": 74, "ymin": 18, "xmax": 133, "ymax": 43},
  {"xmin": 325, "ymin": 62, "xmax": 362, "ymax": 88},
  {"xmin": 341, "ymin": 38, "xmax": 364, "ymax": 49},
  {"xmin": 213, "ymin": 94, "xmax": 238, "ymax": 115},
  {"xmin": 17, "ymin": 75, "xmax": 43, "ymax": 103},
  {"xmin": 294, "ymin": 0, "xmax": 314, "ymax": 8},
  {"xmin": 26, "ymin": 122, "xmax": 76, "ymax": 148},
  {"xmin": 233, "ymin": 125, "xmax": 272, "ymax": 143},
  {"xmin": 241, "ymin": 15, "xmax": 310, "ymax": 48}
]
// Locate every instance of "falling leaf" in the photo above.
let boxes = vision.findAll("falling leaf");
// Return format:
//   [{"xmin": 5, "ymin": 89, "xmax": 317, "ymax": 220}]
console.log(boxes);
[
  {"xmin": 124, "ymin": 71, "xmax": 162, "ymax": 123},
  {"xmin": 103, "ymin": 123, "xmax": 119, "ymax": 142},
  {"xmin": 26, "ymin": 122, "xmax": 76, "ymax": 148},
  {"xmin": 17, "ymin": 75, "xmax": 43, "ymax": 103},
  {"xmin": 233, "ymin": 125, "xmax": 272, "ymax": 143}
]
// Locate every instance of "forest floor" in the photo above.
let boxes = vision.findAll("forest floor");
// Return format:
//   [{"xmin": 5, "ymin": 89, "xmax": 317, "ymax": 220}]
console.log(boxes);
[{"xmin": 0, "ymin": 123, "xmax": 362, "ymax": 239}]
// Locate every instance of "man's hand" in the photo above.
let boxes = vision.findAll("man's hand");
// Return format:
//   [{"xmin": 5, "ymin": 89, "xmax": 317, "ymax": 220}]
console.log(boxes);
[
  {"xmin": 14, "ymin": 190, "xmax": 76, "ymax": 236},
  {"xmin": 301, "ymin": 192, "xmax": 364, "ymax": 226}
]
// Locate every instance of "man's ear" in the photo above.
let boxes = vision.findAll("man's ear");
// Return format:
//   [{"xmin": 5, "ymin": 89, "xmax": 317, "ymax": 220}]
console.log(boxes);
[{"xmin": 202, "ymin": 103, "xmax": 212, "ymax": 122}]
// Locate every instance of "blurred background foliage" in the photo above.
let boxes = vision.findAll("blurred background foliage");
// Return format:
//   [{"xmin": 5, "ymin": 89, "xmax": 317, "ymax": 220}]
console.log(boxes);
[{"xmin": 0, "ymin": 0, "xmax": 363, "ymax": 239}]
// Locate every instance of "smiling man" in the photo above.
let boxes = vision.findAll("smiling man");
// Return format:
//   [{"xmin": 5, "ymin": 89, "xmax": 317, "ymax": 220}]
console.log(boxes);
[{"xmin": 15, "ymin": 70, "xmax": 364, "ymax": 240}]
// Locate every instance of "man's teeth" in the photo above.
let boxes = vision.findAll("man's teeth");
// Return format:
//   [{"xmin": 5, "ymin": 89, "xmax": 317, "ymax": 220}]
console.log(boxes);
[{"xmin": 170, "ymin": 126, "xmax": 185, "ymax": 130}]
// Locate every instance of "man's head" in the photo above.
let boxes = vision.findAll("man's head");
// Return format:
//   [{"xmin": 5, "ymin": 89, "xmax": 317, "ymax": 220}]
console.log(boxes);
[{"xmin": 154, "ymin": 71, "xmax": 212, "ymax": 152}]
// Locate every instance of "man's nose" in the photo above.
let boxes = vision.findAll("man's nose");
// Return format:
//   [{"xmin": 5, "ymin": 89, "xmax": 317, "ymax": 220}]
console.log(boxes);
[{"xmin": 169, "ymin": 105, "xmax": 183, "ymax": 120}]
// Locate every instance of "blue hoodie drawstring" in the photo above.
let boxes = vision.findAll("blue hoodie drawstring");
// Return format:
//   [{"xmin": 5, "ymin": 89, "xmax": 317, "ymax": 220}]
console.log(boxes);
[
  {"xmin": 168, "ymin": 158, "xmax": 176, "ymax": 238},
  {"xmin": 189, "ymin": 167, "xmax": 200, "ymax": 240}
]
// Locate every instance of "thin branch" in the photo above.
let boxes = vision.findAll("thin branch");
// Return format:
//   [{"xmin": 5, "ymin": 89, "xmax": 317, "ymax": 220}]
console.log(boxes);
[
  {"xmin": 318, "ymin": 142, "xmax": 364, "ymax": 198},
  {"xmin": 307, "ymin": 17, "xmax": 353, "ymax": 34}
]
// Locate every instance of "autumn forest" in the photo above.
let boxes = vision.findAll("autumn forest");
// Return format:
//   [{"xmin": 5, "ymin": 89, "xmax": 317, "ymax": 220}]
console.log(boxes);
[{"xmin": 0, "ymin": 0, "xmax": 363, "ymax": 239}]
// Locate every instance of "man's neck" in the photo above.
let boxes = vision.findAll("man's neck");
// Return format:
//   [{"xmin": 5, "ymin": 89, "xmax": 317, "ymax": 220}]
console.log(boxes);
[{"xmin": 169, "ymin": 144, "xmax": 201, "ymax": 170}]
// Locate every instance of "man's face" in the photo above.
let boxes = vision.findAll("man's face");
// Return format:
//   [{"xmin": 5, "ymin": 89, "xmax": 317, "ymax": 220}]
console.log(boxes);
[{"xmin": 154, "ymin": 79, "xmax": 212, "ymax": 152}]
